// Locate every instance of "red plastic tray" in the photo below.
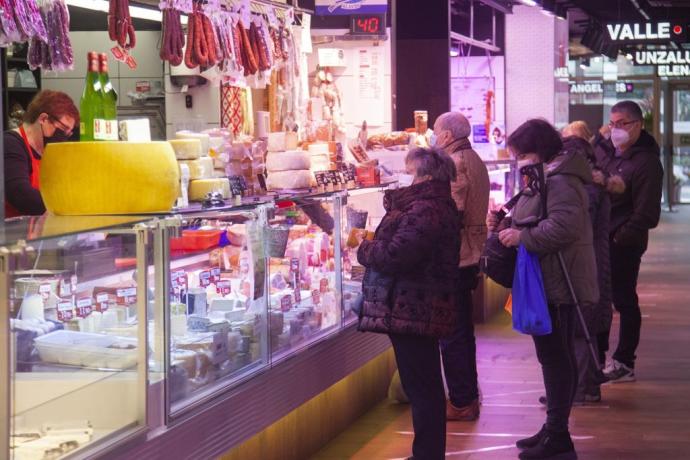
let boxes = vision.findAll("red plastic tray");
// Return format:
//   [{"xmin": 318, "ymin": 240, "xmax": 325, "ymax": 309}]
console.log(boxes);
[{"xmin": 170, "ymin": 229, "xmax": 223, "ymax": 252}]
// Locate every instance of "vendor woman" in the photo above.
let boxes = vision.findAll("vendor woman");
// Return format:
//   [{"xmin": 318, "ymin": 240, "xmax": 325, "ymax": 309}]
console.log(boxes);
[{"xmin": 4, "ymin": 90, "xmax": 78, "ymax": 217}]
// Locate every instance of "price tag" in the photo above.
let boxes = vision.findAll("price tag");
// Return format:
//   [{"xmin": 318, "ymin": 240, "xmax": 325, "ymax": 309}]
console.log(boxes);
[
  {"xmin": 320, "ymin": 278, "xmax": 329, "ymax": 293},
  {"xmin": 199, "ymin": 271, "xmax": 211, "ymax": 288},
  {"xmin": 59, "ymin": 278, "xmax": 71, "ymax": 297},
  {"xmin": 96, "ymin": 293, "xmax": 110, "ymax": 312},
  {"xmin": 39, "ymin": 283, "xmax": 52, "ymax": 301},
  {"xmin": 57, "ymin": 300, "xmax": 74, "ymax": 322},
  {"xmin": 76, "ymin": 297, "xmax": 93, "ymax": 318},
  {"xmin": 312, "ymin": 289, "xmax": 320, "ymax": 305},
  {"xmin": 216, "ymin": 279, "xmax": 232, "ymax": 296},
  {"xmin": 228, "ymin": 175, "xmax": 248, "ymax": 196},
  {"xmin": 294, "ymin": 285, "xmax": 301, "ymax": 303},
  {"xmin": 280, "ymin": 294, "xmax": 292, "ymax": 312},
  {"xmin": 117, "ymin": 287, "xmax": 137, "ymax": 305},
  {"xmin": 70, "ymin": 274, "xmax": 78, "ymax": 292},
  {"xmin": 290, "ymin": 257, "xmax": 300, "ymax": 275},
  {"xmin": 314, "ymin": 171, "xmax": 329, "ymax": 187},
  {"xmin": 172, "ymin": 270, "xmax": 188, "ymax": 291},
  {"xmin": 211, "ymin": 267, "xmax": 221, "ymax": 283}
]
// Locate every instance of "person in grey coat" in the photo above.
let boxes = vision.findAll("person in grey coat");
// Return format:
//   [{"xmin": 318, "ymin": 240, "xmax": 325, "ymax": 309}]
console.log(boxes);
[{"xmin": 490, "ymin": 119, "xmax": 598, "ymax": 460}]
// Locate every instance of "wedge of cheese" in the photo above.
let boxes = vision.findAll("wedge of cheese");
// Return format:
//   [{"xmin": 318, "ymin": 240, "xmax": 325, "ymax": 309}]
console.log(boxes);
[
  {"xmin": 179, "ymin": 157, "xmax": 214, "ymax": 180},
  {"xmin": 266, "ymin": 170, "xmax": 314, "ymax": 190},
  {"xmin": 189, "ymin": 178, "xmax": 231, "ymax": 201},
  {"xmin": 169, "ymin": 139, "xmax": 202, "ymax": 160},
  {"xmin": 266, "ymin": 151, "xmax": 311, "ymax": 172}
]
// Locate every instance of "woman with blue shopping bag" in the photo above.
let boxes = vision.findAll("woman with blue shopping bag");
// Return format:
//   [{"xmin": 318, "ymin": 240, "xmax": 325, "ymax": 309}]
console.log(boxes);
[{"xmin": 487, "ymin": 119, "xmax": 599, "ymax": 460}]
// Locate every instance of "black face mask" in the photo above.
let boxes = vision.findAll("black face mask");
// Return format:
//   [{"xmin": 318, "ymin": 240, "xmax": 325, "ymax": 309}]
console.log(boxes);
[{"xmin": 44, "ymin": 128, "xmax": 71, "ymax": 145}]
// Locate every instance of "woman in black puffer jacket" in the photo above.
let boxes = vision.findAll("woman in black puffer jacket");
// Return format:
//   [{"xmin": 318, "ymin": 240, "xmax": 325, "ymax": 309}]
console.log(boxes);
[{"xmin": 356, "ymin": 147, "xmax": 461, "ymax": 460}]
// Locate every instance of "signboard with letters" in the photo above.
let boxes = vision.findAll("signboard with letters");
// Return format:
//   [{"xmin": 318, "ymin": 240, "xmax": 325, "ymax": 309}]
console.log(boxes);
[{"xmin": 315, "ymin": 0, "xmax": 387, "ymax": 16}]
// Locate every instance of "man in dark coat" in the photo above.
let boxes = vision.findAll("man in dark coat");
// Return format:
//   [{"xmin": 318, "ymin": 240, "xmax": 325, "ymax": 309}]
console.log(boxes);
[{"xmin": 593, "ymin": 100, "xmax": 664, "ymax": 383}]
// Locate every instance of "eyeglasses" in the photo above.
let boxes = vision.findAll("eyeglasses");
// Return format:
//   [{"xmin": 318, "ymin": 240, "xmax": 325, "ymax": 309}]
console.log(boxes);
[
  {"xmin": 608, "ymin": 119, "xmax": 639, "ymax": 129},
  {"xmin": 49, "ymin": 114, "xmax": 74, "ymax": 136}
]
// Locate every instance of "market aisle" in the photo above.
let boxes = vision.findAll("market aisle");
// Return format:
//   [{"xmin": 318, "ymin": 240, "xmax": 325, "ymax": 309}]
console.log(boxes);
[{"xmin": 311, "ymin": 207, "xmax": 690, "ymax": 460}]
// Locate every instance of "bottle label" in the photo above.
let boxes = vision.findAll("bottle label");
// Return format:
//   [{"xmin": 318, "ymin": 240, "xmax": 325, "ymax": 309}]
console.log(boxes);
[{"xmin": 94, "ymin": 119, "xmax": 118, "ymax": 141}]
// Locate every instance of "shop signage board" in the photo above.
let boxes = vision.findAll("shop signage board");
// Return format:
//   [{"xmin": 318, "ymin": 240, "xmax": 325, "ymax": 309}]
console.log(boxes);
[
  {"xmin": 606, "ymin": 22, "xmax": 687, "ymax": 43},
  {"xmin": 569, "ymin": 82, "xmax": 633, "ymax": 94},
  {"xmin": 632, "ymin": 51, "xmax": 690, "ymax": 77},
  {"xmin": 315, "ymin": 0, "xmax": 387, "ymax": 16},
  {"xmin": 318, "ymin": 48, "xmax": 346, "ymax": 67}
]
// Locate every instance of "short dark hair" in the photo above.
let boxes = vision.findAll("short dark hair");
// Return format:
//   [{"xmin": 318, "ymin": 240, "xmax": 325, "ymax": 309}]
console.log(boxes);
[
  {"xmin": 506, "ymin": 119, "xmax": 563, "ymax": 163},
  {"xmin": 611, "ymin": 100, "xmax": 643, "ymax": 121},
  {"xmin": 24, "ymin": 90, "xmax": 80, "ymax": 124},
  {"xmin": 405, "ymin": 147, "xmax": 457, "ymax": 182}
]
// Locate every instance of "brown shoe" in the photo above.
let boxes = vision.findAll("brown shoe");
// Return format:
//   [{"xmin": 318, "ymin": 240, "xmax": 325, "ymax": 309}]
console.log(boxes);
[{"xmin": 446, "ymin": 399, "xmax": 480, "ymax": 421}]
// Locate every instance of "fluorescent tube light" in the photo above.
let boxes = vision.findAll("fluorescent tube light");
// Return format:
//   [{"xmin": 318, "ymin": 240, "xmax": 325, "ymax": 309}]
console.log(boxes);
[{"xmin": 65, "ymin": 0, "xmax": 163, "ymax": 22}]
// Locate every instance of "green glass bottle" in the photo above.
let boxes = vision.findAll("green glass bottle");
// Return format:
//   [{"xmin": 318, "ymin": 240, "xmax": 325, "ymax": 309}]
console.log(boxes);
[
  {"xmin": 79, "ymin": 51, "xmax": 105, "ymax": 141},
  {"xmin": 99, "ymin": 53, "xmax": 118, "ymax": 141}
]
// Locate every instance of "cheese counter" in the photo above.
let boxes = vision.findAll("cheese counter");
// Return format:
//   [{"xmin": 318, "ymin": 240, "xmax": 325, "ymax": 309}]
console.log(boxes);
[{"xmin": 0, "ymin": 186, "xmax": 393, "ymax": 460}]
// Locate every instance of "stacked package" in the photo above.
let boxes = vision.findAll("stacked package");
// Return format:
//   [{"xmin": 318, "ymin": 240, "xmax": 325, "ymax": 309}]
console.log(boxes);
[{"xmin": 168, "ymin": 134, "xmax": 230, "ymax": 201}]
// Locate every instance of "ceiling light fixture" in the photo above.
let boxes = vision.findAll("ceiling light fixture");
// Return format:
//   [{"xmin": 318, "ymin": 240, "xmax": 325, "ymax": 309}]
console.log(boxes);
[
  {"xmin": 517, "ymin": 0, "xmax": 538, "ymax": 6},
  {"xmin": 65, "ymin": 0, "xmax": 163, "ymax": 22}
]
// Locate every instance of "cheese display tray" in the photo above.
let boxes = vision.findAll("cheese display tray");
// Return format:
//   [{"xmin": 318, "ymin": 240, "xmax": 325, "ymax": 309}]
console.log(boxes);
[{"xmin": 33, "ymin": 330, "xmax": 138, "ymax": 370}]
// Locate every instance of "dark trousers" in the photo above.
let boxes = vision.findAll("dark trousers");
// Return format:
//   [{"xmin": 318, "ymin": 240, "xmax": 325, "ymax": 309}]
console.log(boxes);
[
  {"xmin": 440, "ymin": 265, "xmax": 480, "ymax": 407},
  {"xmin": 390, "ymin": 334, "xmax": 446, "ymax": 460},
  {"xmin": 533, "ymin": 304, "xmax": 577, "ymax": 433},
  {"xmin": 610, "ymin": 240, "xmax": 645, "ymax": 369},
  {"xmin": 574, "ymin": 336, "xmax": 601, "ymax": 399}
]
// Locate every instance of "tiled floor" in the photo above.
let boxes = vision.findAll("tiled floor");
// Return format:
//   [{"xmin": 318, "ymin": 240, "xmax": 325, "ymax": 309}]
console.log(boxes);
[{"xmin": 312, "ymin": 207, "xmax": 690, "ymax": 460}]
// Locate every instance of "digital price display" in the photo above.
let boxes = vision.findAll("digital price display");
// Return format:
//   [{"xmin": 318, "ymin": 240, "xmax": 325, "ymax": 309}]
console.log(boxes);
[{"xmin": 350, "ymin": 14, "xmax": 385, "ymax": 35}]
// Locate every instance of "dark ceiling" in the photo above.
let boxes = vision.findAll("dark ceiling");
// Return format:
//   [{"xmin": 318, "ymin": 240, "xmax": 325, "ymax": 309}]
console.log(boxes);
[{"xmin": 569, "ymin": 0, "xmax": 690, "ymax": 24}]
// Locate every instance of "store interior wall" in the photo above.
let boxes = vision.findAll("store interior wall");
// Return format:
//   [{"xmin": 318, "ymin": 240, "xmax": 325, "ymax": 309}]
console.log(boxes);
[
  {"xmin": 42, "ymin": 31, "xmax": 164, "ymax": 110},
  {"xmin": 505, "ymin": 5, "xmax": 564, "ymax": 132},
  {"xmin": 164, "ymin": 68, "xmax": 221, "ymax": 137}
]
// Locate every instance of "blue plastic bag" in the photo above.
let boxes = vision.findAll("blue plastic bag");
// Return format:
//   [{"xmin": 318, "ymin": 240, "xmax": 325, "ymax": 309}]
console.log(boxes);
[{"xmin": 512, "ymin": 245, "xmax": 552, "ymax": 336}]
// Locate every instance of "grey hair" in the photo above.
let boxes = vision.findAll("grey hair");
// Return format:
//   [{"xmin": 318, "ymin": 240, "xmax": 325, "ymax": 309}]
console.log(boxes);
[
  {"xmin": 611, "ymin": 100, "xmax": 643, "ymax": 121},
  {"xmin": 405, "ymin": 147, "xmax": 457, "ymax": 182},
  {"xmin": 435, "ymin": 112, "xmax": 471, "ymax": 139}
]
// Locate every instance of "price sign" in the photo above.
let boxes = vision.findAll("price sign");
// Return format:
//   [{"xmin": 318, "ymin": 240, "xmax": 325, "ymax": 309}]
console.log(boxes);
[
  {"xmin": 211, "ymin": 267, "xmax": 221, "ymax": 283},
  {"xmin": 280, "ymin": 294, "xmax": 292, "ymax": 312},
  {"xmin": 39, "ymin": 283, "xmax": 52, "ymax": 301},
  {"xmin": 228, "ymin": 175, "xmax": 248, "ymax": 196},
  {"xmin": 340, "ymin": 163, "xmax": 357, "ymax": 182},
  {"xmin": 70, "ymin": 274, "xmax": 78, "ymax": 292},
  {"xmin": 216, "ymin": 279, "xmax": 232, "ymax": 296},
  {"xmin": 96, "ymin": 293, "xmax": 110, "ymax": 312},
  {"xmin": 312, "ymin": 289, "xmax": 321, "ymax": 305},
  {"xmin": 57, "ymin": 300, "xmax": 74, "ymax": 322},
  {"xmin": 76, "ymin": 297, "xmax": 93, "ymax": 318},
  {"xmin": 320, "ymin": 277, "xmax": 330, "ymax": 293},
  {"xmin": 199, "ymin": 271, "xmax": 212, "ymax": 288},
  {"xmin": 314, "ymin": 171, "xmax": 329, "ymax": 187},
  {"xmin": 327, "ymin": 171, "xmax": 342, "ymax": 186},
  {"xmin": 117, "ymin": 287, "xmax": 137, "ymax": 305},
  {"xmin": 294, "ymin": 285, "xmax": 302, "ymax": 303}
]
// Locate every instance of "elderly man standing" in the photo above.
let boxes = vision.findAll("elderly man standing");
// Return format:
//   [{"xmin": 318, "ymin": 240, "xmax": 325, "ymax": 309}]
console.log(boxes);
[
  {"xmin": 593, "ymin": 100, "xmax": 663, "ymax": 383},
  {"xmin": 433, "ymin": 112, "xmax": 490, "ymax": 420}
]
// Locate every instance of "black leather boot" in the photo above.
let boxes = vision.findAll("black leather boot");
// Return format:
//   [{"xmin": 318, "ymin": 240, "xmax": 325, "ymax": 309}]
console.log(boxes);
[
  {"xmin": 518, "ymin": 429, "xmax": 577, "ymax": 460},
  {"xmin": 516, "ymin": 424, "xmax": 547, "ymax": 450}
]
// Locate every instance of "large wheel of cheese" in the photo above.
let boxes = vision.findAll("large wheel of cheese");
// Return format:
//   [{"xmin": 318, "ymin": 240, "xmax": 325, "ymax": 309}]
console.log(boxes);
[{"xmin": 41, "ymin": 142, "xmax": 180, "ymax": 215}]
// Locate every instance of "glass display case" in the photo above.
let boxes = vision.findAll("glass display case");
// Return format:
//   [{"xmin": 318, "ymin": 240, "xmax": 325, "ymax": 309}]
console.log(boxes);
[
  {"xmin": 156, "ymin": 206, "xmax": 270, "ymax": 417},
  {"xmin": 339, "ymin": 187, "xmax": 388, "ymax": 326},
  {"xmin": 266, "ymin": 193, "xmax": 342, "ymax": 361},
  {"xmin": 0, "ymin": 215, "xmax": 153, "ymax": 460},
  {"xmin": 485, "ymin": 159, "xmax": 519, "ymax": 210}
]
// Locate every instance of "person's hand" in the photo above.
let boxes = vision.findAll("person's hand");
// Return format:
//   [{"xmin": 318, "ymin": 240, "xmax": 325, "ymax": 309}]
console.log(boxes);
[
  {"xmin": 606, "ymin": 175, "xmax": 626, "ymax": 194},
  {"xmin": 592, "ymin": 169, "xmax": 606, "ymax": 187},
  {"xmin": 498, "ymin": 228, "xmax": 521, "ymax": 248},
  {"xmin": 347, "ymin": 228, "xmax": 368, "ymax": 248},
  {"xmin": 487, "ymin": 212, "xmax": 500, "ymax": 232},
  {"xmin": 599, "ymin": 124, "xmax": 611, "ymax": 138}
]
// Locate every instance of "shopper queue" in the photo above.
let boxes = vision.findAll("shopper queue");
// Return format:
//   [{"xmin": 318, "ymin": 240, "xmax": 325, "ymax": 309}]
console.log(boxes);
[{"xmin": 355, "ymin": 101, "xmax": 664, "ymax": 460}]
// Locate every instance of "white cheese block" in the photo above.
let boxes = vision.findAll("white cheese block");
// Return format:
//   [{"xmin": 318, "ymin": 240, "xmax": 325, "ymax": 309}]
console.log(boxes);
[
  {"xmin": 267, "ymin": 170, "xmax": 314, "ymax": 190},
  {"xmin": 179, "ymin": 157, "xmax": 214, "ymax": 180},
  {"xmin": 268, "ymin": 132, "xmax": 286, "ymax": 152},
  {"xmin": 169, "ymin": 139, "xmax": 202, "ymax": 160},
  {"xmin": 266, "ymin": 151, "xmax": 311, "ymax": 172},
  {"xmin": 176, "ymin": 131, "xmax": 211, "ymax": 156},
  {"xmin": 310, "ymin": 153, "xmax": 330, "ymax": 172},
  {"xmin": 189, "ymin": 178, "xmax": 231, "ymax": 201},
  {"xmin": 308, "ymin": 143, "xmax": 329, "ymax": 155}
]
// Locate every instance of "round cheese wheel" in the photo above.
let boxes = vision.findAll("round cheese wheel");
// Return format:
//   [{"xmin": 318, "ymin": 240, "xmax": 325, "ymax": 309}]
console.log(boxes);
[
  {"xmin": 41, "ymin": 142, "xmax": 180, "ymax": 215},
  {"xmin": 189, "ymin": 178, "xmax": 231, "ymax": 201},
  {"xmin": 266, "ymin": 151, "xmax": 311, "ymax": 172},
  {"xmin": 266, "ymin": 170, "xmax": 314, "ymax": 190}
]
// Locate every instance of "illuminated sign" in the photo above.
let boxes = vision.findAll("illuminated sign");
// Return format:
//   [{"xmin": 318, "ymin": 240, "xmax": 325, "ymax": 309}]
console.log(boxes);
[
  {"xmin": 569, "ymin": 82, "xmax": 633, "ymax": 94},
  {"xmin": 657, "ymin": 65, "xmax": 690, "ymax": 77},
  {"xmin": 607, "ymin": 22, "xmax": 671, "ymax": 41},
  {"xmin": 635, "ymin": 50, "xmax": 690, "ymax": 65}
]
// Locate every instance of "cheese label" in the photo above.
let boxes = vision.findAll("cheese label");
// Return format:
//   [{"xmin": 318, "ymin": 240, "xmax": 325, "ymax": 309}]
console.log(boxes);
[
  {"xmin": 117, "ymin": 287, "xmax": 137, "ymax": 305},
  {"xmin": 59, "ymin": 279, "xmax": 71, "ymax": 297},
  {"xmin": 199, "ymin": 271, "xmax": 211, "ymax": 288},
  {"xmin": 76, "ymin": 297, "xmax": 93, "ymax": 318},
  {"xmin": 70, "ymin": 275, "xmax": 78, "ymax": 292},
  {"xmin": 280, "ymin": 294, "xmax": 292, "ymax": 312},
  {"xmin": 217, "ymin": 279, "xmax": 232, "ymax": 296},
  {"xmin": 96, "ymin": 293, "xmax": 110, "ymax": 312},
  {"xmin": 211, "ymin": 267, "xmax": 221, "ymax": 283},
  {"xmin": 57, "ymin": 300, "xmax": 74, "ymax": 322}
]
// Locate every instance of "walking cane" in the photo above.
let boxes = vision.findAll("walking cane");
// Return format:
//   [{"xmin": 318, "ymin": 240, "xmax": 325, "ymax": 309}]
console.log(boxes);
[{"xmin": 557, "ymin": 252, "xmax": 607, "ymax": 384}]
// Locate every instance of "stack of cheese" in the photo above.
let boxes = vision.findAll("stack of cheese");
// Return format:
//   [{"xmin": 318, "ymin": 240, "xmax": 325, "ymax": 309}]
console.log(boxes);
[
  {"xmin": 308, "ymin": 143, "xmax": 332, "ymax": 173},
  {"xmin": 266, "ymin": 150, "xmax": 314, "ymax": 191},
  {"xmin": 168, "ymin": 137, "xmax": 230, "ymax": 201}
]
